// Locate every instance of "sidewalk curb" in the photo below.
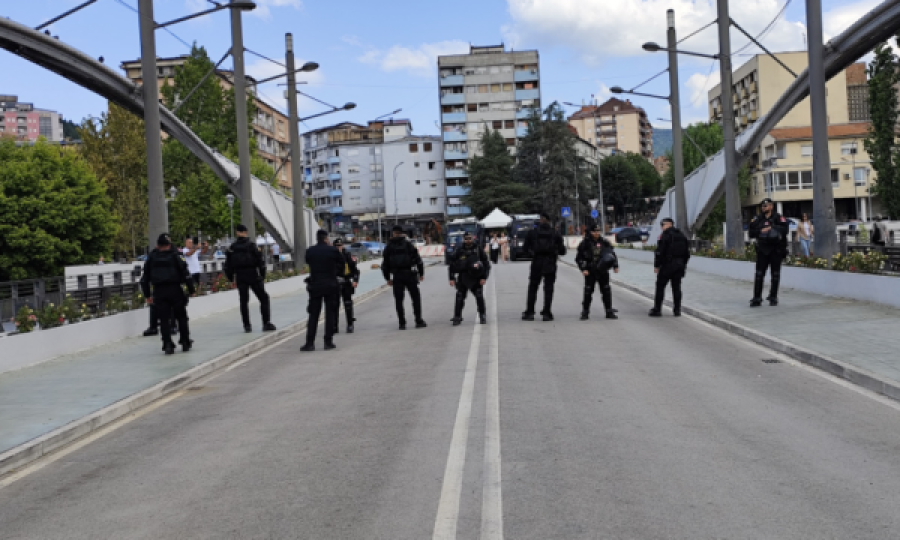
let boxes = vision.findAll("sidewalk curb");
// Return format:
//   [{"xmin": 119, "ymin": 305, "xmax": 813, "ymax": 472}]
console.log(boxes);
[
  {"xmin": 0, "ymin": 282, "xmax": 392, "ymax": 479},
  {"xmin": 560, "ymin": 260, "xmax": 900, "ymax": 404}
]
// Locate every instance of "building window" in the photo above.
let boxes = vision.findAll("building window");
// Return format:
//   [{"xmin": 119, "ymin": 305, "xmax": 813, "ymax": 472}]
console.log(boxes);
[
  {"xmin": 505, "ymin": 138, "xmax": 515, "ymax": 146},
  {"xmin": 491, "ymin": 84, "xmax": 501, "ymax": 93},
  {"xmin": 430, "ymin": 198, "xmax": 438, "ymax": 206},
  {"xmin": 370, "ymin": 164, "xmax": 383, "ymax": 172},
  {"xmin": 493, "ymin": 120, "xmax": 502, "ymax": 129},
  {"xmin": 467, "ymin": 103, "xmax": 477, "ymax": 112},
  {"xmin": 504, "ymin": 120, "xmax": 515, "ymax": 129},
  {"xmin": 417, "ymin": 198, "xmax": 422, "ymax": 203},
  {"xmin": 841, "ymin": 142, "xmax": 858, "ymax": 155},
  {"xmin": 430, "ymin": 181, "xmax": 438, "ymax": 188},
  {"xmin": 503, "ymin": 83, "xmax": 513, "ymax": 92},
  {"xmin": 348, "ymin": 181, "xmax": 361, "ymax": 190},
  {"xmin": 424, "ymin": 142, "xmax": 433, "ymax": 152},
  {"xmin": 347, "ymin": 166, "xmax": 360, "ymax": 174},
  {"xmin": 478, "ymin": 85, "xmax": 489, "ymax": 93},
  {"xmin": 776, "ymin": 144, "xmax": 787, "ymax": 159},
  {"xmin": 831, "ymin": 169, "xmax": 840, "ymax": 187},
  {"xmin": 371, "ymin": 180, "xmax": 383, "ymax": 188},
  {"xmin": 414, "ymin": 162, "xmax": 420, "ymax": 167},
  {"xmin": 854, "ymin": 167, "xmax": 868, "ymax": 186},
  {"xmin": 409, "ymin": 143, "xmax": 418, "ymax": 153},
  {"xmin": 372, "ymin": 197, "xmax": 384, "ymax": 205},
  {"xmin": 800, "ymin": 145, "xmax": 813, "ymax": 157},
  {"xmin": 428, "ymin": 162, "xmax": 436, "ymax": 170},
  {"xmin": 416, "ymin": 180, "xmax": 421, "ymax": 185},
  {"xmin": 478, "ymin": 103, "xmax": 490, "ymax": 112}
]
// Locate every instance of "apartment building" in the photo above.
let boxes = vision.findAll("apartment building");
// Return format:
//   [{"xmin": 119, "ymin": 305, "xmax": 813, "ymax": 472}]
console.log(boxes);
[
  {"xmin": 708, "ymin": 53, "xmax": 876, "ymax": 219},
  {"xmin": 438, "ymin": 44, "xmax": 540, "ymax": 217},
  {"xmin": 567, "ymin": 98, "xmax": 653, "ymax": 158},
  {"xmin": 382, "ymin": 133, "xmax": 445, "ymax": 226},
  {"xmin": 0, "ymin": 95, "xmax": 62, "ymax": 142},
  {"xmin": 120, "ymin": 56, "xmax": 292, "ymax": 192}
]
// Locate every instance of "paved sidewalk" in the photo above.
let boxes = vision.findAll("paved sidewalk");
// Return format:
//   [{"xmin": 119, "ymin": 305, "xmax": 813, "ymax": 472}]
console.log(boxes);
[
  {"xmin": 0, "ymin": 263, "xmax": 393, "ymax": 456},
  {"xmin": 561, "ymin": 251, "xmax": 900, "ymax": 398}
]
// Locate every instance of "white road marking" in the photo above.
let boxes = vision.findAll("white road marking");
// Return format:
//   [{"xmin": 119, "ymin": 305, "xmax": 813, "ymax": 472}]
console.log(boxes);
[
  {"xmin": 481, "ymin": 278, "xmax": 504, "ymax": 540},
  {"xmin": 432, "ymin": 315, "xmax": 482, "ymax": 539}
]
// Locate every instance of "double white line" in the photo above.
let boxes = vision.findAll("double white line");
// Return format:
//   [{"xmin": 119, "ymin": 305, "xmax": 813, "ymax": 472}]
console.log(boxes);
[{"xmin": 432, "ymin": 279, "xmax": 503, "ymax": 540}]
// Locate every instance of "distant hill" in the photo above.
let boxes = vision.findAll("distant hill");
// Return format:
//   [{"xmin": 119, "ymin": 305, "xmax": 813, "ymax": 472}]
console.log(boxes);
[{"xmin": 653, "ymin": 128, "xmax": 672, "ymax": 158}]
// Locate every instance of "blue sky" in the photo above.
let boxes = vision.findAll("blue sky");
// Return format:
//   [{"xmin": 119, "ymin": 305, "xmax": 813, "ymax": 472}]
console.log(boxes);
[{"xmin": 0, "ymin": 0, "xmax": 878, "ymax": 135}]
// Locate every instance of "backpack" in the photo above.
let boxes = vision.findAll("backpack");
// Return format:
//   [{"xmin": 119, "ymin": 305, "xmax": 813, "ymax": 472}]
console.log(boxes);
[
  {"xmin": 390, "ymin": 242, "xmax": 413, "ymax": 271},
  {"xmin": 534, "ymin": 229, "xmax": 555, "ymax": 256},
  {"xmin": 668, "ymin": 231, "xmax": 690, "ymax": 260}
]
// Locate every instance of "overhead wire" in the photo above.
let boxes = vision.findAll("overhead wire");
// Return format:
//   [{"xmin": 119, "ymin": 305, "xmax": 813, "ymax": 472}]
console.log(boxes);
[
  {"xmin": 732, "ymin": 0, "xmax": 792, "ymax": 56},
  {"xmin": 677, "ymin": 19, "xmax": 717, "ymax": 44},
  {"xmin": 111, "ymin": 0, "xmax": 194, "ymax": 50}
]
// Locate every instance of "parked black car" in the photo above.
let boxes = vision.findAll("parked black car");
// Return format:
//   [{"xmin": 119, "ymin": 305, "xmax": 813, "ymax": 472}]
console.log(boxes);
[{"xmin": 613, "ymin": 227, "xmax": 647, "ymax": 243}]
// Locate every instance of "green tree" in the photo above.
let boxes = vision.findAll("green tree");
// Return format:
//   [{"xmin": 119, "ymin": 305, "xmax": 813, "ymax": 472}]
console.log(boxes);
[
  {"xmin": 79, "ymin": 103, "xmax": 148, "ymax": 256},
  {"xmin": 0, "ymin": 139, "xmax": 117, "ymax": 280},
  {"xmin": 599, "ymin": 154, "xmax": 640, "ymax": 224},
  {"xmin": 864, "ymin": 38, "xmax": 900, "ymax": 220},
  {"xmin": 464, "ymin": 129, "xmax": 533, "ymax": 217}
]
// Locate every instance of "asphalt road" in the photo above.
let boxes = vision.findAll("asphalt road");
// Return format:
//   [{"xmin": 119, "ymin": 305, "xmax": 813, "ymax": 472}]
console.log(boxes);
[{"xmin": 3, "ymin": 259, "xmax": 900, "ymax": 539}]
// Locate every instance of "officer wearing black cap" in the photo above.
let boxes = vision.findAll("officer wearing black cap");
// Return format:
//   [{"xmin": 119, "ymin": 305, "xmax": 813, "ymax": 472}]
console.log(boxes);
[
  {"xmin": 225, "ymin": 224, "xmax": 276, "ymax": 333},
  {"xmin": 331, "ymin": 238, "xmax": 360, "ymax": 334},
  {"xmin": 382, "ymin": 225, "xmax": 426, "ymax": 330},
  {"xmin": 649, "ymin": 217, "xmax": 691, "ymax": 317},
  {"xmin": 575, "ymin": 223, "xmax": 619, "ymax": 320},
  {"xmin": 522, "ymin": 212, "xmax": 566, "ymax": 321},
  {"xmin": 140, "ymin": 233, "xmax": 194, "ymax": 354},
  {"xmin": 141, "ymin": 233, "xmax": 178, "ymax": 338},
  {"xmin": 749, "ymin": 197, "xmax": 789, "ymax": 307},
  {"xmin": 448, "ymin": 231, "xmax": 491, "ymax": 325},
  {"xmin": 302, "ymin": 230, "xmax": 345, "ymax": 351}
]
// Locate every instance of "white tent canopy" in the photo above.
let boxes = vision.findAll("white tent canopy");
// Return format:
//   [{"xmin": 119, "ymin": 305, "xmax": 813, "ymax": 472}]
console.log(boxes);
[{"xmin": 479, "ymin": 208, "xmax": 513, "ymax": 229}]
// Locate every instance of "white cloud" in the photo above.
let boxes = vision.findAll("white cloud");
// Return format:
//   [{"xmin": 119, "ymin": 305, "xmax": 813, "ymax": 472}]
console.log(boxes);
[
  {"xmin": 184, "ymin": 0, "xmax": 301, "ymax": 22},
  {"xmin": 359, "ymin": 40, "xmax": 469, "ymax": 76},
  {"xmin": 685, "ymin": 68, "xmax": 721, "ymax": 108},
  {"xmin": 824, "ymin": 0, "xmax": 880, "ymax": 39}
]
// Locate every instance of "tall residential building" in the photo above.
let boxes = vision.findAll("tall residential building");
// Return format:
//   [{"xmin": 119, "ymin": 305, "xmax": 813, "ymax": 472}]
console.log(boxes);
[
  {"xmin": 120, "ymin": 56, "xmax": 293, "ymax": 192},
  {"xmin": 0, "ymin": 95, "xmax": 63, "ymax": 142},
  {"xmin": 567, "ymin": 98, "xmax": 653, "ymax": 158},
  {"xmin": 708, "ymin": 53, "xmax": 878, "ymax": 220},
  {"xmin": 300, "ymin": 120, "xmax": 444, "ymax": 235},
  {"xmin": 438, "ymin": 44, "xmax": 541, "ymax": 217}
]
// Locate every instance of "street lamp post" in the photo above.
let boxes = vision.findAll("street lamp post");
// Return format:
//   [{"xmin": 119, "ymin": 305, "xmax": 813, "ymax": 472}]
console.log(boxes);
[
  {"xmin": 226, "ymin": 192, "xmax": 235, "ymax": 241},
  {"xmin": 393, "ymin": 162, "xmax": 404, "ymax": 224},
  {"xmin": 563, "ymin": 102, "xmax": 607, "ymax": 231}
]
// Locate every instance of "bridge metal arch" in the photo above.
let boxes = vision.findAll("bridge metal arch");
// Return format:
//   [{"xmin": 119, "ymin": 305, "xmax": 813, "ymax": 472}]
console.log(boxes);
[
  {"xmin": 0, "ymin": 16, "xmax": 306, "ymax": 250},
  {"xmin": 648, "ymin": 0, "xmax": 900, "ymax": 244}
]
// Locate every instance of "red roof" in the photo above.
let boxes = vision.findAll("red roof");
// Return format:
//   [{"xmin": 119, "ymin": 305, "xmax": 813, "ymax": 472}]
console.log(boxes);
[{"xmin": 769, "ymin": 123, "xmax": 870, "ymax": 141}]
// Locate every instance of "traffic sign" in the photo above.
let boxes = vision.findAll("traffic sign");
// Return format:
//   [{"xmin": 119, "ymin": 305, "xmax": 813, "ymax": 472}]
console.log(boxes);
[
  {"xmin": 561, "ymin": 207, "xmax": 572, "ymax": 218},
  {"xmin": 590, "ymin": 209, "xmax": 599, "ymax": 219},
  {"xmin": 588, "ymin": 199, "xmax": 599, "ymax": 209}
]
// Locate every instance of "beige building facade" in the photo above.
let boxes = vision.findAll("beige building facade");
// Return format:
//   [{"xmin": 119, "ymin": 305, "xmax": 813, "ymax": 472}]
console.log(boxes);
[{"xmin": 567, "ymin": 98, "xmax": 652, "ymax": 158}]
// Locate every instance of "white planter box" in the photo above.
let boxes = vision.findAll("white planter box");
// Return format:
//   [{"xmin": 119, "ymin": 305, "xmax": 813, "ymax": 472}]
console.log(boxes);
[
  {"xmin": 0, "ymin": 275, "xmax": 308, "ymax": 375},
  {"xmin": 616, "ymin": 249, "xmax": 900, "ymax": 309}
]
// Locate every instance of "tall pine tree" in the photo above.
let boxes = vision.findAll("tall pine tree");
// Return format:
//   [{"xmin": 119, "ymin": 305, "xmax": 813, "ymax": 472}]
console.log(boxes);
[
  {"xmin": 464, "ymin": 129, "xmax": 532, "ymax": 217},
  {"xmin": 864, "ymin": 38, "xmax": 900, "ymax": 220}
]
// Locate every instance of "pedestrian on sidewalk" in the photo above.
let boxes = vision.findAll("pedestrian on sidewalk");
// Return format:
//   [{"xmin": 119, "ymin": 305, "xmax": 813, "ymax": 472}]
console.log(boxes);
[
  {"xmin": 382, "ymin": 225, "xmax": 427, "ymax": 330},
  {"xmin": 649, "ymin": 218, "xmax": 690, "ymax": 317},
  {"xmin": 498, "ymin": 231, "xmax": 509, "ymax": 262},
  {"xmin": 141, "ymin": 235, "xmax": 178, "ymax": 338},
  {"xmin": 872, "ymin": 216, "xmax": 888, "ymax": 247},
  {"xmin": 489, "ymin": 233, "xmax": 501, "ymax": 264},
  {"xmin": 181, "ymin": 237, "xmax": 208, "ymax": 287},
  {"xmin": 576, "ymin": 224, "xmax": 619, "ymax": 320},
  {"xmin": 301, "ymin": 230, "xmax": 344, "ymax": 352},
  {"xmin": 225, "ymin": 225, "xmax": 276, "ymax": 333},
  {"xmin": 522, "ymin": 212, "xmax": 567, "ymax": 322},
  {"xmin": 749, "ymin": 198, "xmax": 789, "ymax": 307},
  {"xmin": 798, "ymin": 214, "xmax": 814, "ymax": 257},
  {"xmin": 141, "ymin": 233, "xmax": 194, "ymax": 355},
  {"xmin": 331, "ymin": 238, "xmax": 360, "ymax": 334},
  {"xmin": 448, "ymin": 231, "xmax": 491, "ymax": 326}
]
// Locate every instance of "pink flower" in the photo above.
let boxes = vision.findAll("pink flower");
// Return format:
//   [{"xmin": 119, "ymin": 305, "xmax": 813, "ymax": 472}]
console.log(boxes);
[
  {"xmin": 28, "ymin": 315, "xmax": 36, "ymax": 321},
  {"xmin": 58, "ymin": 317, "xmax": 65, "ymax": 323}
]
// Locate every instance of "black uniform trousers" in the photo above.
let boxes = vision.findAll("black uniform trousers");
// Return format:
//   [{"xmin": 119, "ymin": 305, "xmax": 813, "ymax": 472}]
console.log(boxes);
[
  {"xmin": 154, "ymin": 284, "xmax": 189, "ymax": 347},
  {"xmin": 331, "ymin": 281, "xmax": 355, "ymax": 331},
  {"xmin": 754, "ymin": 249, "xmax": 785, "ymax": 299},
  {"xmin": 392, "ymin": 272, "xmax": 423, "ymax": 324},
  {"xmin": 653, "ymin": 268, "xmax": 683, "ymax": 312},
  {"xmin": 526, "ymin": 265, "xmax": 557, "ymax": 314},
  {"xmin": 147, "ymin": 303, "xmax": 177, "ymax": 332},
  {"xmin": 454, "ymin": 276, "xmax": 486, "ymax": 319},
  {"xmin": 306, "ymin": 279, "xmax": 338, "ymax": 344},
  {"xmin": 237, "ymin": 277, "xmax": 271, "ymax": 326},
  {"xmin": 583, "ymin": 270, "xmax": 613, "ymax": 312}
]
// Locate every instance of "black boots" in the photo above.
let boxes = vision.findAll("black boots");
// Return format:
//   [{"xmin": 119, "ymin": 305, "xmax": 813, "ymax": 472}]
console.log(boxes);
[
  {"xmin": 750, "ymin": 273, "xmax": 764, "ymax": 307},
  {"xmin": 324, "ymin": 340, "xmax": 336, "ymax": 350},
  {"xmin": 263, "ymin": 322, "xmax": 276, "ymax": 331},
  {"xmin": 522, "ymin": 312, "xmax": 535, "ymax": 321},
  {"xmin": 768, "ymin": 273, "xmax": 780, "ymax": 306},
  {"xmin": 300, "ymin": 342, "xmax": 315, "ymax": 352},
  {"xmin": 452, "ymin": 293, "xmax": 465, "ymax": 326},
  {"xmin": 479, "ymin": 312, "xmax": 487, "ymax": 325},
  {"xmin": 606, "ymin": 310, "xmax": 618, "ymax": 320},
  {"xmin": 541, "ymin": 311, "xmax": 554, "ymax": 322},
  {"xmin": 580, "ymin": 311, "xmax": 589, "ymax": 320}
]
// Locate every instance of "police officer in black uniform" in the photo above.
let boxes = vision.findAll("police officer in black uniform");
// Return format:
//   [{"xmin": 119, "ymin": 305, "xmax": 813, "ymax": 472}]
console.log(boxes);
[
  {"xmin": 140, "ymin": 233, "xmax": 194, "ymax": 355},
  {"xmin": 522, "ymin": 212, "xmax": 567, "ymax": 321},
  {"xmin": 575, "ymin": 224, "xmax": 619, "ymax": 320},
  {"xmin": 301, "ymin": 230, "xmax": 345, "ymax": 352},
  {"xmin": 382, "ymin": 225, "xmax": 427, "ymax": 330},
  {"xmin": 331, "ymin": 238, "xmax": 360, "ymax": 334},
  {"xmin": 448, "ymin": 231, "xmax": 491, "ymax": 326},
  {"xmin": 225, "ymin": 224, "xmax": 275, "ymax": 333},
  {"xmin": 650, "ymin": 218, "xmax": 691, "ymax": 317},
  {"xmin": 749, "ymin": 198, "xmax": 790, "ymax": 307}
]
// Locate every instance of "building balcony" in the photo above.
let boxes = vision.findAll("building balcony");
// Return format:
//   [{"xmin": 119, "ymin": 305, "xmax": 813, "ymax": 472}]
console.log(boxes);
[
  {"xmin": 516, "ymin": 127, "xmax": 529, "ymax": 138},
  {"xmin": 446, "ymin": 168, "xmax": 468, "ymax": 179},
  {"xmin": 515, "ymin": 89, "xmax": 540, "ymax": 101},
  {"xmin": 304, "ymin": 174, "xmax": 313, "ymax": 184},
  {"xmin": 327, "ymin": 156, "xmax": 340, "ymax": 165},
  {"xmin": 442, "ymin": 112, "xmax": 466, "ymax": 124},
  {"xmin": 330, "ymin": 206, "xmax": 343, "ymax": 214},
  {"xmin": 329, "ymin": 189, "xmax": 343, "ymax": 198},
  {"xmin": 447, "ymin": 185, "xmax": 470, "ymax": 197},
  {"xmin": 447, "ymin": 206, "xmax": 472, "ymax": 216},
  {"xmin": 514, "ymin": 70, "xmax": 539, "ymax": 82},
  {"xmin": 444, "ymin": 150, "xmax": 468, "ymax": 160},
  {"xmin": 443, "ymin": 131, "xmax": 468, "ymax": 142},
  {"xmin": 439, "ymin": 74, "xmax": 465, "ymax": 87},
  {"xmin": 328, "ymin": 172, "xmax": 341, "ymax": 181},
  {"xmin": 516, "ymin": 108, "xmax": 540, "ymax": 119},
  {"xmin": 440, "ymin": 94, "xmax": 465, "ymax": 106}
]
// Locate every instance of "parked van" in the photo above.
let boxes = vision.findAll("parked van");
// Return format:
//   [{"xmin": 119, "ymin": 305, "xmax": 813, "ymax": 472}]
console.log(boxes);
[{"xmin": 506, "ymin": 214, "xmax": 541, "ymax": 261}]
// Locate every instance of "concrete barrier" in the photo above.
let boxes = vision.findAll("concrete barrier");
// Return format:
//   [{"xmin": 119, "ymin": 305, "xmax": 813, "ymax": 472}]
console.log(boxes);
[{"xmin": 418, "ymin": 245, "xmax": 445, "ymax": 257}]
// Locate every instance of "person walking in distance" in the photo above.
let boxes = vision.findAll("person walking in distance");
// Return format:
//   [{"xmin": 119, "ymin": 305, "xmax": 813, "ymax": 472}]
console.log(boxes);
[
  {"xmin": 649, "ymin": 218, "xmax": 691, "ymax": 317},
  {"xmin": 181, "ymin": 236, "xmax": 207, "ymax": 287},
  {"xmin": 448, "ymin": 231, "xmax": 491, "ymax": 326},
  {"xmin": 382, "ymin": 225, "xmax": 427, "ymax": 330},
  {"xmin": 140, "ymin": 233, "xmax": 194, "ymax": 355},
  {"xmin": 797, "ymin": 214, "xmax": 814, "ymax": 257},
  {"xmin": 522, "ymin": 212, "xmax": 567, "ymax": 321},
  {"xmin": 489, "ymin": 233, "xmax": 501, "ymax": 264},
  {"xmin": 872, "ymin": 216, "xmax": 889, "ymax": 247},
  {"xmin": 749, "ymin": 198, "xmax": 789, "ymax": 307},
  {"xmin": 225, "ymin": 224, "xmax": 276, "ymax": 333},
  {"xmin": 576, "ymin": 224, "xmax": 619, "ymax": 320},
  {"xmin": 331, "ymin": 238, "xmax": 360, "ymax": 334},
  {"xmin": 301, "ymin": 230, "xmax": 345, "ymax": 352},
  {"xmin": 498, "ymin": 231, "xmax": 510, "ymax": 263}
]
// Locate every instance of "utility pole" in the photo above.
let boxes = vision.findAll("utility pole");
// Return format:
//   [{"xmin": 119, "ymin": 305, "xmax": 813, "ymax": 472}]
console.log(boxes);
[
  {"xmin": 717, "ymin": 0, "xmax": 744, "ymax": 252},
  {"xmin": 806, "ymin": 0, "xmax": 837, "ymax": 259},
  {"xmin": 286, "ymin": 33, "xmax": 308, "ymax": 270},
  {"xmin": 594, "ymin": 110, "xmax": 607, "ymax": 232},
  {"xmin": 138, "ymin": 0, "xmax": 166, "ymax": 245},
  {"xmin": 667, "ymin": 9, "xmax": 688, "ymax": 233},
  {"xmin": 231, "ymin": 0, "xmax": 254, "ymax": 238}
]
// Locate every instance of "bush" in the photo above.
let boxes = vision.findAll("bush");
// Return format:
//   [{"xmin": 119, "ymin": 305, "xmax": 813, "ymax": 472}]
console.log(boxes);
[
  {"xmin": 13, "ymin": 305, "xmax": 38, "ymax": 333},
  {"xmin": 36, "ymin": 302, "xmax": 66, "ymax": 329}
]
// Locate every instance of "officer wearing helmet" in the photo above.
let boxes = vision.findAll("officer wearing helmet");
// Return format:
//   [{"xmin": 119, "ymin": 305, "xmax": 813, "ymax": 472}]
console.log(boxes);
[{"xmin": 447, "ymin": 231, "xmax": 491, "ymax": 325}]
